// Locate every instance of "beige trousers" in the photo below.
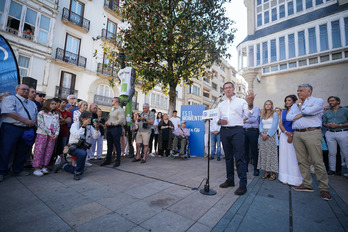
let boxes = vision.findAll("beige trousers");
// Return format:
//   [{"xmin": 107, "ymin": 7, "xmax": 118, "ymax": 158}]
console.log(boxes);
[{"xmin": 293, "ymin": 129, "xmax": 329, "ymax": 191}]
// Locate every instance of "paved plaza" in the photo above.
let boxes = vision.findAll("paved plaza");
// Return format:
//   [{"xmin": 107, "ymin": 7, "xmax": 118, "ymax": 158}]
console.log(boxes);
[{"xmin": 0, "ymin": 154, "xmax": 347, "ymax": 232}]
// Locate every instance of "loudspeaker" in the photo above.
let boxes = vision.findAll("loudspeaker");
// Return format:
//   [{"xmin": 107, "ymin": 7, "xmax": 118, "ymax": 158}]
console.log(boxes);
[{"xmin": 22, "ymin": 77, "xmax": 37, "ymax": 89}]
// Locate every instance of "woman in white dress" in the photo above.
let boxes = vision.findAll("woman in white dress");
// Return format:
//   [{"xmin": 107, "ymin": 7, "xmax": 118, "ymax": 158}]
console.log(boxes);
[{"xmin": 278, "ymin": 95, "xmax": 303, "ymax": 186}]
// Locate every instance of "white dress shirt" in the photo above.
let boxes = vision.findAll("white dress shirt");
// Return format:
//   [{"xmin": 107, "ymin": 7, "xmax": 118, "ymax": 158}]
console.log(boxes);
[
  {"xmin": 286, "ymin": 96, "xmax": 324, "ymax": 129},
  {"xmin": 210, "ymin": 117, "xmax": 221, "ymax": 132},
  {"xmin": 69, "ymin": 122, "xmax": 101, "ymax": 144},
  {"xmin": 217, "ymin": 96, "xmax": 253, "ymax": 127}
]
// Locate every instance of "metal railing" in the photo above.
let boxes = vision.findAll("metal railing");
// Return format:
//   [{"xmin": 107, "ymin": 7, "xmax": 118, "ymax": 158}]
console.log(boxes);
[
  {"xmin": 62, "ymin": 7, "xmax": 90, "ymax": 31},
  {"xmin": 101, "ymin": 29, "xmax": 117, "ymax": 44},
  {"xmin": 56, "ymin": 48, "xmax": 87, "ymax": 68},
  {"xmin": 55, "ymin": 86, "xmax": 78, "ymax": 99},
  {"xmin": 97, "ymin": 63, "xmax": 117, "ymax": 77},
  {"xmin": 94, "ymin": 94, "xmax": 113, "ymax": 107},
  {"xmin": 104, "ymin": 0, "xmax": 120, "ymax": 12}
]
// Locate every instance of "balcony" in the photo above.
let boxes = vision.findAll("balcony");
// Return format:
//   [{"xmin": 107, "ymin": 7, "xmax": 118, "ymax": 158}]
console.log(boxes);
[
  {"xmin": 62, "ymin": 8, "xmax": 90, "ymax": 32},
  {"xmin": 101, "ymin": 29, "xmax": 118, "ymax": 45},
  {"xmin": 104, "ymin": 0, "xmax": 121, "ymax": 19},
  {"xmin": 97, "ymin": 63, "xmax": 117, "ymax": 77},
  {"xmin": 203, "ymin": 96, "xmax": 214, "ymax": 103},
  {"xmin": 94, "ymin": 94, "xmax": 113, "ymax": 107},
  {"xmin": 55, "ymin": 86, "xmax": 78, "ymax": 99},
  {"xmin": 56, "ymin": 48, "xmax": 87, "ymax": 68}
]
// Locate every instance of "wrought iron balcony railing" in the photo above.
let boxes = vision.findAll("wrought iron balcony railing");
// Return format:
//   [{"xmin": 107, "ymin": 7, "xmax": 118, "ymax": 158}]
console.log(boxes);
[
  {"xmin": 55, "ymin": 86, "xmax": 78, "ymax": 99},
  {"xmin": 62, "ymin": 7, "xmax": 90, "ymax": 31},
  {"xmin": 94, "ymin": 94, "xmax": 113, "ymax": 107},
  {"xmin": 97, "ymin": 63, "xmax": 117, "ymax": 77},
  {"xmin": 101, "ymin": 29, "xmax": 118, "ymax": 44},
  {"xmin": 104, "ymin": 0, "xmax": 120, "ymax": 12},
  {"xmin": 56, "ymin": 48, "xmax": 87, "ymax": 68}
]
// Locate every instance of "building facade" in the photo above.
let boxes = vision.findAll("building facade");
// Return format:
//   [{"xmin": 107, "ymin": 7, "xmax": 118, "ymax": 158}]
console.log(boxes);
[{"xmin": 237, "ymin": 0, "xmax": 348, "ymax": 108}]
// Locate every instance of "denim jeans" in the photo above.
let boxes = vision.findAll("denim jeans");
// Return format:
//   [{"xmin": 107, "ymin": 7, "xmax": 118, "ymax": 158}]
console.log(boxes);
[
  {"xmin": 63, "ymin": 148, "xmax": 87, "ymax": 175},
  {"xmin": 210, "ymin": 133, "xmax": 221, "ymax": 158}
]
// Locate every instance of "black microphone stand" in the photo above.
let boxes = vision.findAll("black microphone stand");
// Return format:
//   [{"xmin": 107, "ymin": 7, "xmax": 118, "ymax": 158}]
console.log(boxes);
[{"xmin": 200, "ymin": 94, "xmax": 224, "ymax": 196}]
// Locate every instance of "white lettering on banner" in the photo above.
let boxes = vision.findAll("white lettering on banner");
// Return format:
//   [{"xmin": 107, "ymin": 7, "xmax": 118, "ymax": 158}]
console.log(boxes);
[
  {"xmin": 182, "ymin": 111, "xmax": 203, "ymax": 121},
  {"xmin": 194, "ymin": 128, "xmax": 200, "ymax": 133}
]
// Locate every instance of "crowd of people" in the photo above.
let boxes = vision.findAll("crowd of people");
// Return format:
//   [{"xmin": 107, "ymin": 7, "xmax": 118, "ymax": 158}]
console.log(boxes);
[
  {"xmin": 0, "ymin": 85, "xmax": 190, "ymax": 181},
  {"xmin": 213, "ymin": 82, "xmax": 347, "ymax": 201},
  {"xmin": 0, "ymin": 83, "xmax": 346, "ymax": 202}
]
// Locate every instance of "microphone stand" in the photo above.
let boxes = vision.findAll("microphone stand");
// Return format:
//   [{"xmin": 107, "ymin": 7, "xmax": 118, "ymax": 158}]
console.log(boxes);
[{"xmin": 200, "ymin": 94, "xmax": 224, "ymax": 196}]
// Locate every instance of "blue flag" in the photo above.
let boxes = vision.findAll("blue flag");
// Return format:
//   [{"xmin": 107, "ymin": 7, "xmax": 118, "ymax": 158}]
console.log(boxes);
[{"xmin": 0, "ymin": 35, "xmax": 20, "ymax": 95}]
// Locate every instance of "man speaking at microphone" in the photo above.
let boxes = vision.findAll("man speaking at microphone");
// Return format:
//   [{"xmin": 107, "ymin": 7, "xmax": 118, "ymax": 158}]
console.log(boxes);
[{"xmin": 217, "ymin": 82, "xmax": 255, "ymax": 195}]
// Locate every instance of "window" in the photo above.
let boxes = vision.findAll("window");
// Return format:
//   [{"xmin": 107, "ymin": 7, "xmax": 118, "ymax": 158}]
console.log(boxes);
[
  {"xmin": 288, "ymin": 1, "xmax": 294, "ymax": 16},
  {"xmin": 23, "ymin": 8, "xmax": 37, "ymax": 40},
  {"xmin": 7, "ymin": 1, "xmax": 23, "ymax": 33},
  {"xmin": 95, "ymin": 84, "xmax": 114, "ymax": 98},
  {"xmin": 203, "ymin": 91, "xmax": 209, "ymax": 98},
  {"xmin": 212, "ymin": 82, "xmax": 217, "ymax": 90},
  {"xmin": 107, "ymin": 20, "xmax": 117, "ymax": 39},
  {"xmin": 257, "ymin": 14, "xmax": 262, "ymax": 27},
  {"xmin": 18, "ymin": 55, "xmax": 30, "ymax": 79},
  {"xmin": 331, "ymin": 20, "xmax": 341, "ymax": 48},
  {"xmin": 262, "ymin": 42, "xmax": 268, "ymax": 64},
  {"xmin": 271, "ymin": 8, "xmax": 277, "ymax": 21},
  {"xmin": 0, "ymin": 0, "xmax": 5, "ymax": 22},
  {"xmin": 306, "ymin": 0, "xmax": 313, "ymax": 9},
  {"xmin": 280, "ymin": 64, "xmax": 287, "ymax": 70},
  {"xmin": 38, "ymin": 15, "xmax": 50, "ymax": 45},
  {"xmin": 218, "ymin": 75, "xmax": 225, "ymax": 82},
  {"xmin": 257, "ymin": 0, "xmax": 262, "ymax": 5},
  {"xmin": 288, "ymin": 34, "xmax": 295, "ymax": 58},
  {"xmin": 264, "ymin": 11, "xmax": 269, "ymax": 24},
  {"xmin": 65, "ymin": 34, "xmax": 80, "ymax": 55},
  {"xmin": 219, "ymin": 66, "xmax": 225, "ymax": 72},
  {"xmin": 279, "ymin": 36, "xmax": 286, "ymax": 60},
  {"xmin": 248, "ymin": 46, "xmax": 254, "ymax": 67},
  {"xmin": 298, "ymin": 31, "xmax": 306, "ymax": 56},
  {"xmin": 279, "ymin": 5, "xmax": 285, "ymax": 18},
  {"xmin": 345, "ymin": 17, "xmax": 348, "ymax": 46},
  {"xmin": 256, "ymin": 44, "xmax": 261, "ymax": 65},
  {"xmin": 270, "ymin": 39, "xmax": 277, "ymax": 62},
  {"xmin": 316, "ymin": 0, "xmax": 323, "ymax": 5},
  {"xmin": 289, "ymin": 62, "xmax": 297, "ymax": 68},
  {"xmin": 296, "ymin": 0, "xmax": 303, "ymax": 12},
  {"xmin": 319, "ymin": 24, "xmax": 329, "ymax": 51},
  {"xmin": 189, "ymin": 85, "xmax": 200, "ymax": 96},
  {"xmin": 70, "ymin": 0, "xmax": 84, "ymax": 25},
  {"xmin": 308, "ymin": 27, "xmax": 317, "ymax": 54}
]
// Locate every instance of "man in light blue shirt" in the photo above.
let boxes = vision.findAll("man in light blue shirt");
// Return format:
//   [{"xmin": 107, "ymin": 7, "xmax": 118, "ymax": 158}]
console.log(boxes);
[
  {"xmin": 286, "ymin": 83, "xmax": 331, "ymax": 201},
  {"xmin": 243, "ymin": 106, "xmax": 260, "ymax": 176}
]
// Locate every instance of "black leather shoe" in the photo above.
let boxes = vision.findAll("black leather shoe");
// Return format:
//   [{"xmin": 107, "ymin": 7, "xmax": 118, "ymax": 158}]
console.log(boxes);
[
  {"xmin": 100, "ymin": 161, "xmax": 111, "ymax": 166},
  {"xmin": 73, "ymin": 173, "xmax": 81, "ymax": 180},
  {"xmin": 235, "ymin": 186, "xmax": 247, "ymax": 195},
  {"xmin": 253, "ymin": 170, "xmax": 260, "ymax": 176},
  {"xmin": 327, "ymin": 170, "xmax": 335, "ymax": 175},
  {"xmin": 219, "ymin": 180, "xmax": 235, "ymax": 188},
  {"xmin": 113, "ymin": 161, "xmax": 120, "ymax": 167}
]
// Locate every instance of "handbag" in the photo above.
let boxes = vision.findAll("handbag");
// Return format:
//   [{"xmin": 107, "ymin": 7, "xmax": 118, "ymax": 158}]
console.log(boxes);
[{"xmin": 15, "ymin": 96, "xmax": 36, "ymax": 146}]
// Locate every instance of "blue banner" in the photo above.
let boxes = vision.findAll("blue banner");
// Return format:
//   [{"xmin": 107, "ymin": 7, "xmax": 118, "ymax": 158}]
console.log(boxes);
[
  {"xmin": 181, "ymin": 105, "xmax": 205, "ymax": 157},
  {"xmin": 0, "ymin": 35, "xmax": 20, "ymax": 95}
]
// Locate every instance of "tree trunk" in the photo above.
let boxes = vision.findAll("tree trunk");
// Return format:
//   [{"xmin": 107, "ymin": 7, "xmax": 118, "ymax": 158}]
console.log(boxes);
[{"xmin": 169, "ymin": 82, "xmax": 177, "ymax": 118}]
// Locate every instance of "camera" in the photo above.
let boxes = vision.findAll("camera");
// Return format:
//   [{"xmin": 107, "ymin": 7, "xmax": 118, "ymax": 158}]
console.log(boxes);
[
  {"xmin": 92, "ymin": 118, "xmax": 100, "ymax": 123},
  {"xmin": 76, "ymin": 138, "xmax": 92, "ymax": 150}
]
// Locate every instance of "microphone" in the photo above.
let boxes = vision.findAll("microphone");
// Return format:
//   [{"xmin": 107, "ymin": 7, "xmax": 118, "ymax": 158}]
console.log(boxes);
[{"xmin": 218, "ymin": 93, "xmax": 225, "ymax": 98}]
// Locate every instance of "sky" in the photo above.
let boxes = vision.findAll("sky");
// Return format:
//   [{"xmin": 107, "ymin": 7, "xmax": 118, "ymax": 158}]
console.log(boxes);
[{"xmin": 224, "ymin": 1, "xmax": 248, "ymax": 69}]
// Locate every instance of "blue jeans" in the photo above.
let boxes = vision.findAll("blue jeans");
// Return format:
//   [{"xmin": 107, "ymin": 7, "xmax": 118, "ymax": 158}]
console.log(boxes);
[
  {"xmin": 0, "ymin": 123, "xmax": 31, "ymax": 175},
  {"xmin": 63, "ymin": 148, "xmax": 87, "ymax": 175},
  {"xmin": 210, "ymin": 133, "xmax": 221, "ymax": 158}
]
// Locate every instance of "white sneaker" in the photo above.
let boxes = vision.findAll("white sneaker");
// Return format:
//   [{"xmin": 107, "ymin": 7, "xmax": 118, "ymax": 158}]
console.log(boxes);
[
  {"xmin": 85, "ymin": 162, "xmax": 92, "ymax": 167},
  {"xmin": 343, "ymin": 173, "xmax": 348, "ymax": 178},
  {"xmin": 33, "ymin": 170, "xmax": 44, "ymax": 177},
  {"xmin": 41, "ymin": 168, "xmax": 49, "ymax": 174},
  {"xmin": 149, "ymin": 153, "xmax": 155, "ymax": 157}
]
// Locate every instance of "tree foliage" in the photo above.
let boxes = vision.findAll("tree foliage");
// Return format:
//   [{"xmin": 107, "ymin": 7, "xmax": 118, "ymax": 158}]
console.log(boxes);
[{"xmin": 104, "ymin": 0, "xmax": 236, "ymax": 112}]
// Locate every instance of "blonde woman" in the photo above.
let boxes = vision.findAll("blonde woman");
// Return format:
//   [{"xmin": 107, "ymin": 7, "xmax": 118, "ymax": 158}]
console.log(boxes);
[
  {"xmin": 258, "ymin": 100, "xmax": 279, "ymax": 181},
  {"xmin": 73, "ymin": 101, "xmax": 88, "ymax": 123}
]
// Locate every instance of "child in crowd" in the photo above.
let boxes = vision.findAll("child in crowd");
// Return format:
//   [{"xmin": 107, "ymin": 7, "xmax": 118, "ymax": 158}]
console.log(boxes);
[{"xmin": 33, "ymin": 99, "xmax": 60, "ymax": 176}]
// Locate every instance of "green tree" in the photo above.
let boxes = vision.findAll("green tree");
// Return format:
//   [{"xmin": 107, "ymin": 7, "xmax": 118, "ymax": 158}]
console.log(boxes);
[{"xmin": 105, "ymin": 0, "xmax": 236, "ymax": 114}]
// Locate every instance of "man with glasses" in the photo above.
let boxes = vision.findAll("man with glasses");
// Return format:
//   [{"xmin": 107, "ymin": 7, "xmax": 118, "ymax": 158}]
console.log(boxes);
[
  {"xmin": 0, "ymin": 84, "xmax": 38, "ymax": 182},
  {"xmin": 66, "ymin": 95, "xmax": 79, "ymax": 127},
  {"xmin": 34, "ymin": 92, "xmax": 45, "ymax": 111},
  {"xmin": 217, "ymin": 82, "xmax": 255, "ymax": 196}
]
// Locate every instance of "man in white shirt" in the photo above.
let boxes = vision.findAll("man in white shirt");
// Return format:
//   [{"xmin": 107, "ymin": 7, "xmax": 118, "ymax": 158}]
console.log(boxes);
[
  {"xmin": 170, "ymin": 110, "xmax": 181, "ymax": 132},
  {"xmin": 286, "ymin": 83, "xmax": 331, "ymax": 201},
  {"xmin": 217, "ymin": 82, "xmax": 255, "ymax": 196}
]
